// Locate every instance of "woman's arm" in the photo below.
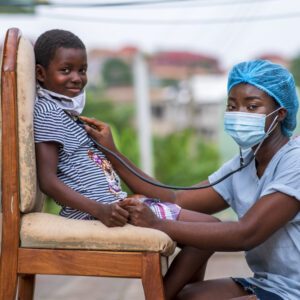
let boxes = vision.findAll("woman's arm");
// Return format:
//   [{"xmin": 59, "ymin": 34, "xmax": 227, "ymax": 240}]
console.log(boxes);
[
  {"xmin": 36, "ymin": 141, "xmax": 129, "ymax": 227},
  {"xmin": 81, "ymin": 117, "xmax": 228, "ymax": 214},
  {"xmin": 126, "ymin": 191, "xmax": 300, "ymax": 251}
]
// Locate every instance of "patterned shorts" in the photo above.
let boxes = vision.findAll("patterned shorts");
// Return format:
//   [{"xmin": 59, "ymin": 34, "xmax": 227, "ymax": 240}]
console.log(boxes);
[{"xmin": 139, "ymin": 198, "xmax": 181, "ymax": 220}]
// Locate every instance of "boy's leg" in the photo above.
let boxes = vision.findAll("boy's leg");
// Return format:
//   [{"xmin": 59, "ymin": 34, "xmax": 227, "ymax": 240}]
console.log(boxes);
[{"xmin": 164, "ymin": 209, "xmax": 219, "ymax": 300}]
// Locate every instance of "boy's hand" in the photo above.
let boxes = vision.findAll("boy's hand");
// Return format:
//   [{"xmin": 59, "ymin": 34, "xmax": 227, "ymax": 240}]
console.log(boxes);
[
  {"xmin": 80, "ymin": 116, "xmax": 117, "ymax": 152},
  {"xmin": 95, "ymin": 202, "xmax": 129, "ymax": 227},
  {"xmin": 117, "ymin": 194, "xmax": 146, "ymax": 208}
]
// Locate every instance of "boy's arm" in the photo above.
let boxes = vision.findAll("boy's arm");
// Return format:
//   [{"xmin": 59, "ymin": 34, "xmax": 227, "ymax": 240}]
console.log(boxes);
[
  {"xmin": 35, "ymin": 141, "xmax": 129, "ymax": 227},
  {"xmin": 81, "ymin": 117, "xmax": 228, "ymax": 214}
]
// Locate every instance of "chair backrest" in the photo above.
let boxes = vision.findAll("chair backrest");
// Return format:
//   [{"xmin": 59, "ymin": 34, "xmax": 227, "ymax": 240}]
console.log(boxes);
[
  {"xmin": 0, "ymin": 28, "xmax": 44, "ymax": 255},
  {"xmin": 16, "ymin": 33, "xmax": 44, "ymax": 213}
]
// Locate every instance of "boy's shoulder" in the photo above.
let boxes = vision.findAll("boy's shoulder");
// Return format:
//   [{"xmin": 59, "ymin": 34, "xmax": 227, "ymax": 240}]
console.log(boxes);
[{"xmin": 34, "ymin": 97, "xmax": 63, "ymax": 115}]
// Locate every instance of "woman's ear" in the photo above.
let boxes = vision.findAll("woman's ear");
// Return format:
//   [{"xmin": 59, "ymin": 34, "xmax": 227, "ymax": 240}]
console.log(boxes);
[
  {"xmin": 277, "ymin": 107, "xmax": 287, "ymax": 122},
  {"xmin": 36, "ymin": 64, "xmax": 46, "ymax": 84}
]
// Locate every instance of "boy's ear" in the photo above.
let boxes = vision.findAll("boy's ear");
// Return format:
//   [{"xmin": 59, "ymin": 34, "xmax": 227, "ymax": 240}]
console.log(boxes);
[{"xmin": 36, "ymin": 64, "xmax": 46, "ymax": 84}]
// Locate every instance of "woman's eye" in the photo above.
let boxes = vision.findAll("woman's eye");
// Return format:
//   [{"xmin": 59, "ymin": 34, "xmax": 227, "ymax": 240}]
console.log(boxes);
[
  {"xmin": 248, "ymin": 105, "xmax": 258, "ymax": 111},
  {"xmin": 226, "ymin": 104, "xmax": 235, "ymax": 110}
]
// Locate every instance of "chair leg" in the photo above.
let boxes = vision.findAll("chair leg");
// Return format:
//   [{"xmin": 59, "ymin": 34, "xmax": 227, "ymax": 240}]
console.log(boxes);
[
  {"xmin": 141, "ymin": 253, "xmax": 166, "ymax": 300},
  {"xmin": 0, "ymin": 262, "xmax": 18, "ymax": 300},
  {"xmin": 18, "ymin": 274, "xmax": 35, "ymax": 300}
]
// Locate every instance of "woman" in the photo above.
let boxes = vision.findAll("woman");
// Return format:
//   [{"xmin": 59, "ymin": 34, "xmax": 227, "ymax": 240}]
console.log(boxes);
[{"xmin": 82, "ymin": 60, "xmax": 300, "ymax": 300}]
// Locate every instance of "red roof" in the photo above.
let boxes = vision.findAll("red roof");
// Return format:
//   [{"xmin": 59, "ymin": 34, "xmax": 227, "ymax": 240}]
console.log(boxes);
[{"xmin": 152, "ymin": 51, "xmax": 218, "ymax": 66}]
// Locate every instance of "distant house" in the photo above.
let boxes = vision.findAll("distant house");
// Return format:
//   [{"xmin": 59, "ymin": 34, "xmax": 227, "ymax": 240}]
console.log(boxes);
[
  {"xmin": 150, "ymin": 74, "xmax": 227, "ymax": 139},
  {"xmin": 256, "ymin": 54, "xmax": 290, "ymax": 69},
  {"xmin": 149, "ymin": 51, "xmax": 222, "ymax": 80},
  {"xmin": 87, "ymin": 46, "xmax": 138, "ymax": 87},
  {"xmin": 86, "ymin": 46, "xmax": 225, "ymax": 139}
]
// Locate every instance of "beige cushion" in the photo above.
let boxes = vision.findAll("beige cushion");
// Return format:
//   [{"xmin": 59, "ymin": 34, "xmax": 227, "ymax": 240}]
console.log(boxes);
[
  {"xmin": 20, "ymin": 213, "xmax": 176, "ymax": 256},
  {"xmin": 17, "ymin": 36, "xmax": 44, "ymax": 213}
]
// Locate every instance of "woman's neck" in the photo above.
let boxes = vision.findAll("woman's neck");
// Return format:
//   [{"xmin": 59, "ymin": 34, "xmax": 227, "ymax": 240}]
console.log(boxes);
[{"xmin": 253, "ymin": 128, "xmax": 289, "ymax": 178}]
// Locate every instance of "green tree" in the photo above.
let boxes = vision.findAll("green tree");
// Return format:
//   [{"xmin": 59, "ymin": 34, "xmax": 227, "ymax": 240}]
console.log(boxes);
[
  {"xmin": 102, "ymin": 58, "xmax": 133, "ymax": 87},
  {"xmin": 45, "ymin": 91, "xmax": 221, "ymax": 213},
  {"xmin": 290, "ymin": 55, "xmax": 300, "ymax": 87},
  {"xmin": 153, "ymin": 129, "xmax": 220, "ymax": 187},
  {"xmin": 82, "ymin": 90, "xmax": 134, "ymax": 131}
]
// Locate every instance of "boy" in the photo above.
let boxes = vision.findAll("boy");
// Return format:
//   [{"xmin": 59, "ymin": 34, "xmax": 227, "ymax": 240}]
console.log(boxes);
[{"xmin": 34, "ymin": 29, "xmax": 183, "ymax": 226}]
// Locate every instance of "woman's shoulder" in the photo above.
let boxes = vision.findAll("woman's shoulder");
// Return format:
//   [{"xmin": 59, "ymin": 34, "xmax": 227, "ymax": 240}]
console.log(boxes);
[
  {"xmin": 284, "ymin": 136, "xmax": 300, "ymax": 154},
  {"xmin": 275, "ymin": 136, "xmax": 300, "ymax": 168}
]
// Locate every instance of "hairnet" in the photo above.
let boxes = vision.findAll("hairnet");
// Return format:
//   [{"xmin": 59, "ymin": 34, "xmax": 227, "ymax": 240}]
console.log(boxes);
[{"xmin": 227, "ymin": 60, "xmax": 299, "ymax": 137}]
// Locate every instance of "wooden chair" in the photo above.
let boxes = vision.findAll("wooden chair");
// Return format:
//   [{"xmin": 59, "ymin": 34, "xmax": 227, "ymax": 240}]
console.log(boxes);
[{"xmin": 0, "ymin": 28, "xmax": 175, "ymax": 300}]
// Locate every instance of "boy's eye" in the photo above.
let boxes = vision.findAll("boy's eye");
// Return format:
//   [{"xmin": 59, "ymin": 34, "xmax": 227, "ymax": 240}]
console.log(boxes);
[
  {"xmin": 61, "ymin": 68, "xmax": 70, "ymax": 74},
  {"xmin": 80, "ymin": 68, "xmax": 87, "ymax": 75}
]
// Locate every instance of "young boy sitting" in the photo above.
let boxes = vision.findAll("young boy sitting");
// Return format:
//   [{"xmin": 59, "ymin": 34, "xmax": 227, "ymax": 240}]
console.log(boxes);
[{"xmin": 33, "ymin": 29, "xmax": 183, "ymax": 226}]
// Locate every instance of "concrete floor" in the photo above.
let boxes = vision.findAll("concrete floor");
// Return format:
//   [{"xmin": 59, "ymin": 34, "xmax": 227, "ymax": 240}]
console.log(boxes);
[{"xmin": 32, "ymin": 251, "xmax": 253, "ymax": 300}]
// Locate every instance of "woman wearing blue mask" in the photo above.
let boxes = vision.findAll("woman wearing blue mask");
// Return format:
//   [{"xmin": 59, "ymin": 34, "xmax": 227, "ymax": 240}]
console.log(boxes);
[{"xmin": 83, "ymin": 60, "xmax": 300, "ymax": 300}]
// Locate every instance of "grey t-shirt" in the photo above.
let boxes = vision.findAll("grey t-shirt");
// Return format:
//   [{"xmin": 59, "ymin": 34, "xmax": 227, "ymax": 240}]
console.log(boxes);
[
  {"xmin": 34, "ymin": 98, "xmax": 127, "ymax": 219},
  {"xmin": 209, "ymin": 137, "xmax": 300, "ymax": 300}
]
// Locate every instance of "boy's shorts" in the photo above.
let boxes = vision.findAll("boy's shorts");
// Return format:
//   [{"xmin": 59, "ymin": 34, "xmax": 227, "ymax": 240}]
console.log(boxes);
[
  {"xmin": 233, "ymin": 278, "xmax": 284, "ymax": 300},
  {"xmin": 140, "ymin": 198, "xmax": 181, "ymax": 220}
]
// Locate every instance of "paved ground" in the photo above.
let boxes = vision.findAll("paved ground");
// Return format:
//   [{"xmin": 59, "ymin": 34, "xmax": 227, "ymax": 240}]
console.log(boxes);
[{"xmin": 32, "ymin": 251, "xmax": 252, "ymax": 300}]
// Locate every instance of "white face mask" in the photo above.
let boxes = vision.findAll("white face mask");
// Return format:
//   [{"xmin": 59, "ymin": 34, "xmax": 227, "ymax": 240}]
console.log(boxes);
[
  {"xmin": 36, "ymin": 85, "xmax": 86, "ymax": 117},
  {"xmin": 224, "ymin": 108, "xmax": 281, "ymax": 149}
]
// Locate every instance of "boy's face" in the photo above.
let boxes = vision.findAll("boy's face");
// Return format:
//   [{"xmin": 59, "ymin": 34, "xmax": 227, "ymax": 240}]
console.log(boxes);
[{"xmin": 36, "ymin": 47, "xmax": 88, "ymax": 98}]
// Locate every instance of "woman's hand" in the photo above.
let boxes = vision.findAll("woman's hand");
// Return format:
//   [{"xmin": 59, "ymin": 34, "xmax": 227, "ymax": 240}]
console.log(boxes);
[
  {"xmin": 80, "ymin": 116, "xmax": 117, "ymax": 152},
  {"xmin": 94, "ymin": 202, "xmax": 129, "ymax": 227},
  {"xmin": 119, "ymin": 198, "xmax": 161, "ymax": 228}
]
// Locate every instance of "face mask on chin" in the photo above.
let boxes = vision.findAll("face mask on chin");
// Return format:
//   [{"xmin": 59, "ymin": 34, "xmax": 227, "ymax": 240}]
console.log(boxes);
[
  {"xmin": 36, "ymin": 85, "xmax": 86, "ymax": 117},
  {"xmin": 224, "ymin": 108, "xmax": 281, "ymax": 149}
]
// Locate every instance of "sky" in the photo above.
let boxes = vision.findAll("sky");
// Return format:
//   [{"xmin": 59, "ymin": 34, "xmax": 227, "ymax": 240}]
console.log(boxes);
[{"xmin": 1, "ymin": 0, "xmax": 300, "ymax": 70}]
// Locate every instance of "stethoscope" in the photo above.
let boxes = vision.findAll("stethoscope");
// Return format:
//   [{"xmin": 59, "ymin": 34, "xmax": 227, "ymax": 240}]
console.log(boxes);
[{"xmin": 75, "ymin": 114, "xmax": 279, "ymax": 190}]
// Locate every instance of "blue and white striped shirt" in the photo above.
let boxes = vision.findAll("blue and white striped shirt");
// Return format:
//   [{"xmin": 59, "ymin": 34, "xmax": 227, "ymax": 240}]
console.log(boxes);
[{"xmin": 34, "ymin": 98, "xmax": 127, "ymax": 219}]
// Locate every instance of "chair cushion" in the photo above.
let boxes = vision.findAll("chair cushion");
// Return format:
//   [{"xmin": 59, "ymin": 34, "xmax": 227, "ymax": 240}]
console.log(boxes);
[
  {"xmin": 17, "ymin": 36, "xmax": 44, "ymax": 213},
  {"xmin": 20, "ymin": 213, "xmax": 176, "ymax": 256}
]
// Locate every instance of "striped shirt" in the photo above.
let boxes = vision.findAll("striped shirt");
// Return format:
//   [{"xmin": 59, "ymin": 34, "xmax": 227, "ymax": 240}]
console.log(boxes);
[{"xmin": 34, "ymin": 98, "xmax": 127, "ymax": 219}]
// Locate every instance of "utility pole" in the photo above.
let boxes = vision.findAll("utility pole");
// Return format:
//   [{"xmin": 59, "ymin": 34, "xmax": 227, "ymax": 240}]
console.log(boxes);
[{"xmin": 133, "ymin": 52, "xmax": 153, "ymax": 176}]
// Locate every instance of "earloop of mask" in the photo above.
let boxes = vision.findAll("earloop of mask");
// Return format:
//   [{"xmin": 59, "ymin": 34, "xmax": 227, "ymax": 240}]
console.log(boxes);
[
  {"xmin": 252, "ymin": 113, "xmax": 279, "ymax": 156},
  {"xmin": 239, "ymin": 111, "xmax": 280, "ymax": 166}
]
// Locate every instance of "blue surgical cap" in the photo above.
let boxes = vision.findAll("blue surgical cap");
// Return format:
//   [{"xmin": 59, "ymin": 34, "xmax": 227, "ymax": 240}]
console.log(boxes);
[{"xmin": 227, "ymin": 60, "xmax": 299, "ymax": 137}]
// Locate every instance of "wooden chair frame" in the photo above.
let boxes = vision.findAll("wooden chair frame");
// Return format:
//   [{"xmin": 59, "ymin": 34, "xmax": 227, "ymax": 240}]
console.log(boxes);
[{"xmin": 0, "ymin": 28, "xmax": 166, "ymax": 300}]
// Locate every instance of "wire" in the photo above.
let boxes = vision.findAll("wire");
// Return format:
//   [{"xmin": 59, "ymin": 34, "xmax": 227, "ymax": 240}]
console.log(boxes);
[
  {"xmin": 0, "ymin": 0, "xmax": 197, "ymax": 8},
  {"xmin": 0, "ymin": 0, "xmax": 277, "ymax": 8},
  {"xmin": 74, "ymin": 118, "xmax": 254, "ymax": 190},
  {"xmin": 91, "ymin": 133, "xmax": 254, "ymax": 190},
  {"xmin": 40, "ymin": 11, "xmax": 300, "ymax": 25}
]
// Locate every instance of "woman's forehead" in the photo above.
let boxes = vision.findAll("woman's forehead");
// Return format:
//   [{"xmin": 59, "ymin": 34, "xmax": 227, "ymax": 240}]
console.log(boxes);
[{"xmin": 229, "ymin": 83, "xmax": 270, "ymax": 99}]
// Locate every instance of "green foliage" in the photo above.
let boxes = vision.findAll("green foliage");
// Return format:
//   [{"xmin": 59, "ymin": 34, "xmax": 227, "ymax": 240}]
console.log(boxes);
[
  {"xmin": 153, "ymin": 129, "xmax": 220, "ymax": 187},
  {"xmin": 161, "ymin": 78, "xmax": 178, "ymax": 87},
  {"xmin": 290, "ymin": 55, "xmax": 300, "ymax": 87},
  {"xmin": 43, "ymin": 196, "xmax": 61, "ymax": 215},
  {"xmin": 82, "ymin": 89, "xmax": 134, "ymax": 131},
  {"xmin": 44, "ymin": 89, "xmax": 221, "ymax": 213},
  {"xmin": 102, "ymin": 58, "xmax": 133, "ymax": 87}
]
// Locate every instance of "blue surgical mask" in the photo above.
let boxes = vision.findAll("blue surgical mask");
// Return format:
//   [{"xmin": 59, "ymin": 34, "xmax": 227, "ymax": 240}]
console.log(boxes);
[{"xmin": 224, "ymin": 109, "xmax": 280, "ymax": 149}]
